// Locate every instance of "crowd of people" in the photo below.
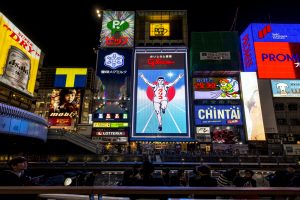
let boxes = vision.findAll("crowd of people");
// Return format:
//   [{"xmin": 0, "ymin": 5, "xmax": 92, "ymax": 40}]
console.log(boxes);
[{"xmin": 0, "ymin": 156, "xmax": 300, "ymax": 199}]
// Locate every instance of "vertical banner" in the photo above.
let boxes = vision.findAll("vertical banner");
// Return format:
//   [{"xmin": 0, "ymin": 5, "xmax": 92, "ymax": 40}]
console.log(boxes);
[
  {"xmin": 132, "ymin": 49, "xmax": 190, "ymax": 139},
  {"xmin": 240, "ymin": 72, "xmax": 266, "ymax": 141},
  {"xmin": 100, "ymin": 11, "xmax": 135, "ymax": 48}
]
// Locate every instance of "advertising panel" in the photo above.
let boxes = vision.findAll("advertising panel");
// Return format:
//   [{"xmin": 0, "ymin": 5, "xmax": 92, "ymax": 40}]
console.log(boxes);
[
  {"xmin": 193, "ymin": 77, "xmax": 240, "ymax": 99},
  {"xmin": 54, "ymin": 68, "xmax": 87, "ymax": 88},
  {"xmin": 212, "ymin": 126, "xmax": 240, "ymax": 144},
  {"xmin": 95, "ymin": 48, "xmax": 131, "ymax": 122},
  {"xmin": 150, "ymin": 23, "xmax": 170, "ymax": 37},
  {"xmin": 271, "ymin": 80, "xmax": 300, "ymax": 97},
  {"xmin": 48, "ymin": 89, "xmax": 81, "ymax": 126},
  {"xmin": 100, "ymin": 11, "xmax": 135, "ymax": 47},
  {"xmin": 240, "ymin": 23, "xmax": 300, "ymax": 78},
  {"xmin": 240, "ymin": 72, "xmax": 266, "ymax": 141},
  {"xmin": 195, "ymin": 105, "xmax": 242, "ymax": 125},
  {"xmin": 132, "ymin": 49, "xmax": 190, "ymax": 139},
  {"xmin": 259, "ymin": 80, "xmax": 278, "ymax": 133},
  {"xmin": 97, "ymin": 49, "xmax": 132, "ymax": 77},
  {"xmin": 0, "ymin": 12, "xmax": 41, "ymax": 96},
  {"xmin": 190, "ymin": 32, "xmax": 241, "ymax": 72},
  {"xmin": 0, "ymin": 116, "xmax": 11, "ymax": 133}
]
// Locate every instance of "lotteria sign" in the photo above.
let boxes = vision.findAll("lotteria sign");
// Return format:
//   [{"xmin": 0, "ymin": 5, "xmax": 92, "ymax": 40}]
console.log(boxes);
[
  {"xmin": 240, "ymin": 23, "xmax": 300, "ymax": 78},
  {"xmin": 195, "ymin": 105, "xmax": 242, "ymax": 125}
]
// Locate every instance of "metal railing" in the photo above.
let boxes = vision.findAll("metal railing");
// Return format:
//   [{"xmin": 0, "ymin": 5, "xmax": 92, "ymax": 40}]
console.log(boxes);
[{"xmin": 1, "ymin": 186, "xmax": 300, "ymax": 200}]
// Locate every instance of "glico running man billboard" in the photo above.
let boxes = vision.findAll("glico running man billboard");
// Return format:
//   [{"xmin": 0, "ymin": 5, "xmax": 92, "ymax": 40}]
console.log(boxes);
[
  {"xmin": 241, "ymin": 23, "xmax": 300, "ymax": 79},
  {"xmin": 100, "ymin": 11, "xmax": 135, "ymax": 48},
  {"xmin": 48, "ymin": 89, "xmax": 81, "ymax": 127},
  {"xmin": 132, "ymin": 48, "xmax": 190, "ymax": 139},
  {"xmin": 0, "ymin": 12, "xmax": 41, "ymax": 96}
]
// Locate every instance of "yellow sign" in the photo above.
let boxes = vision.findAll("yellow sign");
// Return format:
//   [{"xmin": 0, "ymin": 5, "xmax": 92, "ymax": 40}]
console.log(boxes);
[
  {"xmin": 0, "ymin": 12, "xmax": 41, "ymax": 96},
  {"xmin": 55, "ymin": 68, "xmax": 87, "ymax": 87},
  {"xmin": 150, "ymin": 23, "xmax": 170, "ymax": 37},
  {"xmin": 93, "ymin": 122, "xmax": 129, "ymax": 128}
]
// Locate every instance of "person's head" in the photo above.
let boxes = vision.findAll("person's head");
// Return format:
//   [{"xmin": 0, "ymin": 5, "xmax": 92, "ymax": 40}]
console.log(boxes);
[
  {"xmin": 162, "ymin": 168, "xmax": 170, "ymax": 176},
  {"xmin": 157, "ymin": 77, "xmax": 165, "ymax": 85},
  {"xmin": 197, "ymin": 165, "xmax": 211, "ymax": 176},
  {"xmin": 7, "ymin": 156, "xmax": 28, "ymax": 173},
  {"xmin": 287, "ymin": 165, "xmax": 296, "ymax": 174},
  {"xmin": 61, "ymin": 89, "xmax": 77, "ymax": 103},
  {"xmin": 244, "ymin": 170, "xmax": 254, "ymax": 179}
]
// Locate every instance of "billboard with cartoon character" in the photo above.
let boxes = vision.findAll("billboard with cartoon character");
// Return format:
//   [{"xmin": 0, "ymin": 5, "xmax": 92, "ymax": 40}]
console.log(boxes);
[
  {"xmin": 271, "ymin": 80, "xmax": 300, "ymax": 97},
  {"xmin": 193, "ymin": 77, "xmax": 240, "ymax": 99}
]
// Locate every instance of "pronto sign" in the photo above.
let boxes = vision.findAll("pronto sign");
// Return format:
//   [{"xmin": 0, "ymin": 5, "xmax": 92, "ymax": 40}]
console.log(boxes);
[{"xmin": 240, "ymin": 23, "xmax": 300, "ymax": 79}]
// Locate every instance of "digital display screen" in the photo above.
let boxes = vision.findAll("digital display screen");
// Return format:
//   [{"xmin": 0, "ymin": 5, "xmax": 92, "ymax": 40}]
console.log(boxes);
[
  {"xmin": 92, "ymin": 122, "xmax": 129, "ymax": 128},
  {"xmin": 240, "ymin": 23, "xmax": 300, "ymax": 78},
  {"xmin": 240, "ymin": 72, "xmax": 266, "ymax": 141},
  {"xmin": 132, "ymin": 50, "xmax": 190, "ymax": 139},
  {"xmin": 193, "ymin": 77, "xmax": 240, "ymax": 99}
]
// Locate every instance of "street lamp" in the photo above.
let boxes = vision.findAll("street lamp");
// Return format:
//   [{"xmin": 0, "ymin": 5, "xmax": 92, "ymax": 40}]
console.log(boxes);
[{"xmin": 96, "ymin": 9, "xmax": 101, "ymax": 18}]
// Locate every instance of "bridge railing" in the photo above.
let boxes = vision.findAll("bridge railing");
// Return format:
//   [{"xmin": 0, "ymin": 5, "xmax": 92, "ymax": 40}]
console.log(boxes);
[{"xmin": 1, "ymin": 186, "xmax": 300, "ymax": 199}]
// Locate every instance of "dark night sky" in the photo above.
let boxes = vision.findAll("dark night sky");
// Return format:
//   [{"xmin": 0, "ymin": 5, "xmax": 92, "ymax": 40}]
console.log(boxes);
[{"xmin": 1, "ymin": 0, "xmax": 300, "ymax": 67}]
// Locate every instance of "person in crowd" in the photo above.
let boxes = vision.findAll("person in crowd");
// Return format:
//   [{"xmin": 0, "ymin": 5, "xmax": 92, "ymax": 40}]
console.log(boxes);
[
  {"xmin": 120, "ymin": 169, "xmax": 135, "ymax": 186},
  {"xmin": 0, "ymin": 156, "xmax": 31, "ymax": 186},
  {"xmin": 0, "ymin": 156, "xmax": 36, "ymax": 200},
  {"xmin": 268, "ymin": 169, "xmax": 290, "ymax": 187},
  {"xmin": 217, "ymin": 168, "xmax": 239, "ymax": 187},
  {"xmin": 161, "ymin": 168, "xmax": 170, "ymax": 186},
  {"xmin": 189, "ymin": 165, "xmax": 217, "ymax": 199},
  {"xmin": 253, "ymin": 171, "xmax": 269, "ymax": 187},
  {"xmin": 241, "ymin": 170, "xmax": 256, "ymax": 187},
  {"xmin": 286, "ymin": 165, "xmax": 297, "ymax": 184},
  {"xmin": 169, "ymin": 169, "xmax": 187, "ymax": 186},
  {"xmin": 135, "ymin": 160, "xmax": 164, "ymax": 186}
]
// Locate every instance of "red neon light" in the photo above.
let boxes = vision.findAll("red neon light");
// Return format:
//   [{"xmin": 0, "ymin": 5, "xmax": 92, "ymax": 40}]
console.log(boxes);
[
  {"xmin": 105, "ymin": 36, "xmax": 128, "ymax": 46},
  {"xmin": 147, "ymin": 58, "xmax": 175, "ymax": 67}
]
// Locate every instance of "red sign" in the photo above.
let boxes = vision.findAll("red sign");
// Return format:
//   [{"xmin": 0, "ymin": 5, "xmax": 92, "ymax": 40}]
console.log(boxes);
[
  {"xmin": 255, "ymin": 42, "xmax": 300, "ymax": 78},
  {"xmin": 105, "ymin": 36, "xmax": 128, "ymax": 46},
  {"xmin": 147, "ymin": 58, "xmax": 175, "ymax": 67},
  {"xmin": 48, "ymin": 117, "xmax": 71, "ymax": 126}
]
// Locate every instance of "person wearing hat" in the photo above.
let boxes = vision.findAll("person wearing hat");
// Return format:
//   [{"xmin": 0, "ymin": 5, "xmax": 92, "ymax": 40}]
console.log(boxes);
[{"xmin": 0, "ymin": 156, "xmax": 31, "ymax": 186}]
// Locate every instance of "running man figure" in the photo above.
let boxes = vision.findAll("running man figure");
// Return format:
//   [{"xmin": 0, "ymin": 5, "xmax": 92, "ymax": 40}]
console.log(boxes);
[{"xmin": 139, "ymin": 73, "xmax": 184, "ymax": 131}]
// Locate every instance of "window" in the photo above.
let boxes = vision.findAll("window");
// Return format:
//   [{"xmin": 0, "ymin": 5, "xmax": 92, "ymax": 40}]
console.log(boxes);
[
  {"xmin": 275, "ymin": 103, "xmax": 285, "ymax": 111},
  {"xmin": 288, "ymin": 104, "xmax": 298, "ymax": 111}
]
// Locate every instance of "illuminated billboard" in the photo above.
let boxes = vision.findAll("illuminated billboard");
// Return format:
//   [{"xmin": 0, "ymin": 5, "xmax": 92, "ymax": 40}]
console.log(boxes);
[
  {"xmin": 100, "ymin": 11, "xmax": 135, "ymax": 47},
  {"xmin": 195, "ymin": 105, "xmax": 242, "ymax": 125},
  {"xmin": 193, "ymin": 77, "xmax": 240, "ymax": 99},
  {"xmin": 132, "ymin": 49, "xmax": 190, "ymax": 139},
  {"xmin": 48, "ymin": 89, "xmax": 81, "ymax": 126},
  {"xmin": 271, "ymin": 80, "xmax": 300, "ymax": 97},
  {"xmin": 0, "ymin": 12, "xmax": 41, "ymax": 96},
  {"xmin": 54, "ymin": 68, "xmax": 87, "ymax": 88},
  {"xmin": 97, "ymin": 49, "xmax": 132, "ymax": 77},
  {"xmin": 240, "ymin": 72, "xmax": 266, "ymax": 141},
  {"xmin": 240, "ymin": 23, "xmax": 300, "ymax": 78},
  {"xmin": 150, "ymin": 23, "xmax": 170, "ymax": 37}
]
